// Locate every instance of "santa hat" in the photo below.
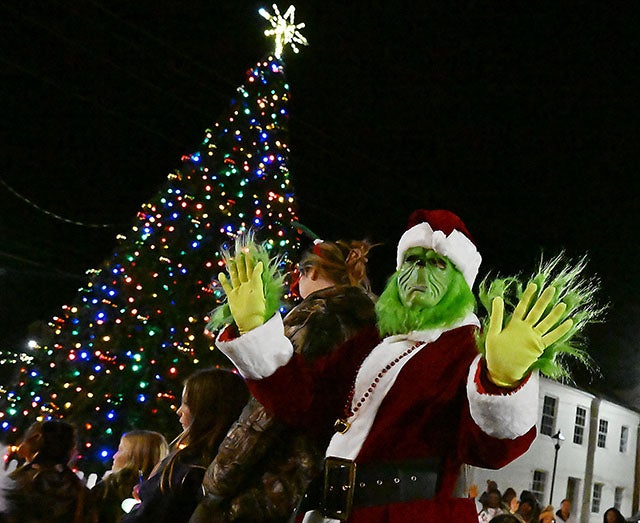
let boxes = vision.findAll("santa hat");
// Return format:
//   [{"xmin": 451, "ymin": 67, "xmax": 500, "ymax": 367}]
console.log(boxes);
[{"xmin": 396, "ymin": 209, "xmax": 482, "ymax": 288}]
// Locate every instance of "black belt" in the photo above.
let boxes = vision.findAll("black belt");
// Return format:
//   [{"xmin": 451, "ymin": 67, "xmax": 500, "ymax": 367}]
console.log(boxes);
[{"xmin": 298, "ymin": 456, "xmax": 441, "ymax": 521}]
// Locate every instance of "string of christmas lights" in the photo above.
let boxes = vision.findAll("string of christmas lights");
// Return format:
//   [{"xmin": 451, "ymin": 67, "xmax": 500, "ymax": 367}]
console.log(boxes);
[{"xmin": 0, "ymin": 6, "xmax": 306, "ymax": 471}]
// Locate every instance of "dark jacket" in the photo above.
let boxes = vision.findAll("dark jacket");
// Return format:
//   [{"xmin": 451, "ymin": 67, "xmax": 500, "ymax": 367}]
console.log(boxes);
[
  {"xmin": 120, "ymin": 455, "xmax": 206, "ymax": 523},
  {"xmin": 2, "ymin": 461, "xmax": 96, "ymax": 523},
  {"xmin": 91, "ymin": 468, "xmax": 139, "ymax": 523},
  {"xmin": 190, "ymin": 285, "xmax": 376, "ymax": 522}
]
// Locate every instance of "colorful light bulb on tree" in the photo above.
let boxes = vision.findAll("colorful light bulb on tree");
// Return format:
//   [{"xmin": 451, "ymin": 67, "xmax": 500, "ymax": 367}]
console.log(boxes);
[{"xmin": 0, "ymin": 5, "xmax": 306, "ymax": 472}]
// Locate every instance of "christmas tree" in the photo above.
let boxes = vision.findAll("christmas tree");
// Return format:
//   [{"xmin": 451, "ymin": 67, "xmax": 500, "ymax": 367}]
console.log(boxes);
[{"xmin": 0, "ymin": 5, "xmax": 307, "ymax": 473}]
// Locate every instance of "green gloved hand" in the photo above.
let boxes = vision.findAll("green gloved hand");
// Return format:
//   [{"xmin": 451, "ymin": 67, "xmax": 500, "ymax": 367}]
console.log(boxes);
[
  {"xmin": 218, "ymin": 252, "xmax": 266, "ymax": 334},
  {"xmin": 485, "ymin": 282, "xmax": 573, "ymax": 387}
]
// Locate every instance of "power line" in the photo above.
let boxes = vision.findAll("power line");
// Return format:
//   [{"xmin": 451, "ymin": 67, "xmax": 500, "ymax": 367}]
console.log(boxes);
[
  {"xmin": 1, "ymin": 2, "xmax": 215, "ymax": 119},
  {"xmin": 0, "ymin": 250, "xmax": 86, "ymax": 280},
  {"xmin": 0, "ymin": 176, "xmax": 114, "ymax": 229},
  {"xmin": 65, "ymin": 0, "xmax": 397, "ymax": 174},
  {"xmin": 0, "ymin": 1, "xmax": 406, "ymax": 235},
  {"xmin": 1, "ymin": 1, "xmax": 396, "ymax": 176},
  {"xmin": 82, "ymin": 0, "xmax": 240, "ymax": 91},
  {"xmin": 0, "ymin": 51, "xmax": 183, "ymax": 147}
]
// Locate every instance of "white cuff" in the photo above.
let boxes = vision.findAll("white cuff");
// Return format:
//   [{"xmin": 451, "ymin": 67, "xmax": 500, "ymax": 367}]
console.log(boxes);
[
  {"xmin": 215, "ymin": 314, "xmax": 294, "ymax": 379},
  {"xmin": 466, "ymin": 355, "xmax": 539, "ymax": 439}
]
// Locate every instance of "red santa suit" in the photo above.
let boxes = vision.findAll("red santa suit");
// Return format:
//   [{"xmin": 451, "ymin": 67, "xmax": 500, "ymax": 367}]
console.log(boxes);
[
  {"xmin": 216, "ymin": 210, "xmax": 539, "ymax": 522},
  {"xmin": 217, "ymin": 312, "xmax": 538, "ymax": 522}
]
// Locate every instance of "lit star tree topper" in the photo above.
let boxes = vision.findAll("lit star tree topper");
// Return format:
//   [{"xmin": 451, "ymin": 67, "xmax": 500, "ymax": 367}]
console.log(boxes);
[
  {"xmin": 0, "ymin": 5, "xmax": 305, "ymax": 473},
  {"xmin": 259, "ymin": 4, "xmax": 308, "ymax": 59}
]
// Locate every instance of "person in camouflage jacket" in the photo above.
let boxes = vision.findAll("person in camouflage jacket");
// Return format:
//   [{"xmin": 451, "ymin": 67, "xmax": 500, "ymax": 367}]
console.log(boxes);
[{"xmin": 189, "ymin": 239, "xmax": 377, "ymax": 522}]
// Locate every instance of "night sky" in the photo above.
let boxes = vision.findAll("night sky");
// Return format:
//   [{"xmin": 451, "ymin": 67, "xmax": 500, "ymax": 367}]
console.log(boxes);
[{"xmin": 1, "ymin": 3, "xmax": 638, "ymax": 401}]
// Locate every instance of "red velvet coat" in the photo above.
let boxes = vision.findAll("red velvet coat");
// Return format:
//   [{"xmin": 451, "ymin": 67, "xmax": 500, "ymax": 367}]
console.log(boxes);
[{"xmin": 218, "ymin": 317, "xmax": 538, "ymax": 523}]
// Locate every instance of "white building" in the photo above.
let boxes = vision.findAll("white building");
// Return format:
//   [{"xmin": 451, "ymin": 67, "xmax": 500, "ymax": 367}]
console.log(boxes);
[{"xmin": 465, "ymin": 376, "xmax": 640, "ymax": 523}]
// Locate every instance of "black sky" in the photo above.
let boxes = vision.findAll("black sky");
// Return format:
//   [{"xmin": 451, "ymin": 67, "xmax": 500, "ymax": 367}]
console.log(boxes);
[{"xmin": 1, "ymin": 2, "xmax": 638, "ymax": 399}]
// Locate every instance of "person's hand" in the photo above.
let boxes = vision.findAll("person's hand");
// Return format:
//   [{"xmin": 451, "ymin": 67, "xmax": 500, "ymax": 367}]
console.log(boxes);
[
  {"xmin": 485, "ymin": 282, "xmax": 573, "ymax": 387},
  {"xmin": 468, "ymin": 483, "xmax": 479, "ymax": 499},
  {"xmin": 218, "ymin": 252, "xmax": 266, "ymax": 334}
]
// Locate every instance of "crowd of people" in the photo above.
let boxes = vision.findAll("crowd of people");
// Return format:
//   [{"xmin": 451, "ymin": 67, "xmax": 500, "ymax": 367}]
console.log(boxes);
[
  {"xmin": 0, "ymin": 237, "xmax": 377, "ymax": 522},
  {"xmin": 0, "ymin": 209, "xmax": 604, "ymax": 522},
  {"xmin": 473, "ymin": 479, "xmax": 630, "ymax": 523},
  {"xmin": 1, "ymin": 366, "xmax": 250, "ymax": 523},
  {"xmin": 2, "ymin": 426, "xmax": 633, "ymax": 523}
]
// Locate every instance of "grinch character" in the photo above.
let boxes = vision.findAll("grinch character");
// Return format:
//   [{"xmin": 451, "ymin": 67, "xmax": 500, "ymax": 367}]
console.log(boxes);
[{"xmin": 214, "ymin": 209, "xmax": 599, "ymax": 522}]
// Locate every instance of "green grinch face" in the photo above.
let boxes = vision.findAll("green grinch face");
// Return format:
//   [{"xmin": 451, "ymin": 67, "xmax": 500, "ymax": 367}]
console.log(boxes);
[{"xmin": 397, "ymin": 247, "xmax": 455, "ymax": 308}]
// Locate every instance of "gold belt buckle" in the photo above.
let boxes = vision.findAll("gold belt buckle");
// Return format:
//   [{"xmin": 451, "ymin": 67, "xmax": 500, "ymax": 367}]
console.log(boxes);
[{"xmin": 323, "ymin": 456, "xmax": 356, "ymax": 521}]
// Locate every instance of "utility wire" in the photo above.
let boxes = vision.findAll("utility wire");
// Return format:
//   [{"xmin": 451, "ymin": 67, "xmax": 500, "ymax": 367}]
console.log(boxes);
[
  {"xmin": 83, "ymin": 0, "xmax": 239, "ymax": 91},
  {"xmin": 0, "ymin": 176, "xmax": 114, "ymax": 229},
  {"xmin": 0, "ymin": 2, "xmax": 401, "ymax": 231},
  {"xmin": 0, "ymin": 2, "xmax": 213, "ymax": 120},
  {"xmin": 1, "ymin": 1, "xmax": 393, "ymax": 174},
  {"xmin": 0, "ymin": 52, "xmax": 182, "ymax": 147},
  {"xmin": 0, "ymin": 250, "xmax": 87, "ymax": 280},
  {"xmin": 78, "ymin": 0, "xmax": 395, "ymax": 172}
]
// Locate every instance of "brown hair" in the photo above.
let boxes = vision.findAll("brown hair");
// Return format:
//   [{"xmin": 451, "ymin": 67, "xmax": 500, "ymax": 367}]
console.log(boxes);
[
  {"xmin": 160, "ymin": 368, "xmax": 248, "ymax": 492},
  {"xmin": 299, "ymin": 240, "xmax": 375, "ymax": 292},
  {"xmin": 119, "ymin": 430, "xmax": 169, "ymax": 480}
]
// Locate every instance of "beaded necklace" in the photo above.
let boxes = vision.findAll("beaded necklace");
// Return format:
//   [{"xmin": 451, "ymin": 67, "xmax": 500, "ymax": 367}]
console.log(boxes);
[{"xmin": 334, "ymin": 340, "xmax": 426, "ymax": 434}]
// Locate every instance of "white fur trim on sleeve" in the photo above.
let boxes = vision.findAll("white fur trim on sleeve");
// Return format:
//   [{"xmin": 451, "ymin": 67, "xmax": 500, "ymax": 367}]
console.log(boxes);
[
  {"xmin": 466, "ymin": 355, "xmax": 539, "ymax": 439},
  {"xmin": 215, "ymin": 314, "xmax": 294, "ymax": 380}
]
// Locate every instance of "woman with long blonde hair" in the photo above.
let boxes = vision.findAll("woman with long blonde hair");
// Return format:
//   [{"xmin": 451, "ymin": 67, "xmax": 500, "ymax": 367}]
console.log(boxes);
[{"xmin": 91, "ymin": 430, "xmax": 169, "ymax": 523}]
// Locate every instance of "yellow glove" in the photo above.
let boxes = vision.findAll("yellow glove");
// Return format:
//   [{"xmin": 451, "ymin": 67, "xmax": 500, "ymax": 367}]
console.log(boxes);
[
  {"xmin": 485, "ymin": 282, "xmax": 573, "ymax": 387},
  {"xmin": 218, "ymin": 252, "xmax": 266, "ymax": 334}
]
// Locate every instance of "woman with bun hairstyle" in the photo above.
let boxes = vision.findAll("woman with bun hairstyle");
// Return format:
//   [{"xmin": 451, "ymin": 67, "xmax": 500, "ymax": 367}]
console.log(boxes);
[{"xmin": 190, "ymin": 236, "xmax": 378, "ymax": 522}]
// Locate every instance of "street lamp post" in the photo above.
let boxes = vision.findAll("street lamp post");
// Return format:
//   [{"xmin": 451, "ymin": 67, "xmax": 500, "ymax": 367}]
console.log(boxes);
[{"xmin": 549, "ymin": 430, "xmax": 565, "ymax": 506}]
